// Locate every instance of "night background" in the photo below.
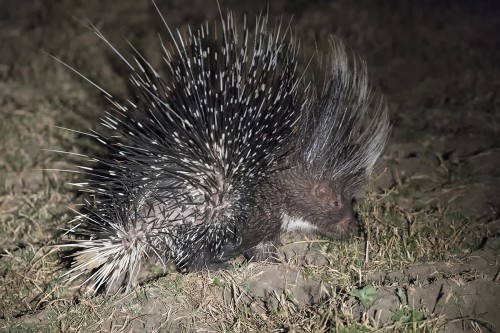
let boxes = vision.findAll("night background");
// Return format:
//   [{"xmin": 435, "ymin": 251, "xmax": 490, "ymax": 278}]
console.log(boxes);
[{"xmin": 0, "ymin": 0, "xmax": 499, "ymax": 331}]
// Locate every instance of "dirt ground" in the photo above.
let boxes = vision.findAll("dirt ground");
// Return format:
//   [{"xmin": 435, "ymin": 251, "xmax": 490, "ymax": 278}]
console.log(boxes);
[{"xmin": 0, "ymin": 0, "xmax": 499, "ymax": 332}]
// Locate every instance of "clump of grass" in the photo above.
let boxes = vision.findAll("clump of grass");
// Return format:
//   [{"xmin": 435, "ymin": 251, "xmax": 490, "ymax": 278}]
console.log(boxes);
[
  {"xmin": 0, "ymin": 246, "xmax": 65, "ymax": 321},
  {"xmin": 360, "ymin": 198, "xmax": 478, "ymax": 267},
  {"xmin": 206, "ymin": 274, "xmax": 446, "ymax": 333}
]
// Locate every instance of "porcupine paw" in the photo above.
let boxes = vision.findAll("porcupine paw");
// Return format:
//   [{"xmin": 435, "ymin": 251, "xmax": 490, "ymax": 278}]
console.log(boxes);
[
  {"xmin": 180, "ymin": 252, "xmax": 230, "ymax": 272},
  {"xmin": 244, "ymin": 241, "xmax": 280, "ymax": 263}
]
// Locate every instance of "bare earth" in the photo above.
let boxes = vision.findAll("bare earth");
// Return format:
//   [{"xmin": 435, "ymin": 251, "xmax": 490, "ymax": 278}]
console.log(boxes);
[{"xmin": 0, "ymin": 0, "xmax": 499, "ymax": 332}]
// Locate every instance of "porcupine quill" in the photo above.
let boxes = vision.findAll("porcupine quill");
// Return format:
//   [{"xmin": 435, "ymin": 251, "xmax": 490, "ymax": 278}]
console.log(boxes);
[{"xmin": 53, "ymin": 2, "xmax": 305, "ymax": 294}]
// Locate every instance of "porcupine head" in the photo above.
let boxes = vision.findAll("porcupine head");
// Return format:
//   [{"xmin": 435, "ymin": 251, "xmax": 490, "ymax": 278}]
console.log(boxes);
[{"xmin": 239, "ymin": 40, "xmax": 390, "ymax": 261}]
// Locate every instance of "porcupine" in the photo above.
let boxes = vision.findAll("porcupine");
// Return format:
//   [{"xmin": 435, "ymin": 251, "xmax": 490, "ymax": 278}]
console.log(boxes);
[
  {"xmin": 56, "ymin": 4, "xmax": 305, "ymax": 293},
  {"xmin": 221, "ymin": 40, "xmax": 391, "ymax": 262},
  {"xmin": 56, "ymin": 5, "xmax": 390, "ymax": 294}
]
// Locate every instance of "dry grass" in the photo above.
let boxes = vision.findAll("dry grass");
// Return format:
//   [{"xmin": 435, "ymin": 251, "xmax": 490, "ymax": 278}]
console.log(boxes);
[{"xmin": 0, "ymin": 187, "xmax": 492, "ymax": 332}]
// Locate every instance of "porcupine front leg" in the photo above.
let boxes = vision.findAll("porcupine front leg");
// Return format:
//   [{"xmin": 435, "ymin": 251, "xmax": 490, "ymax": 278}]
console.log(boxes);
[
  {"xmin": 221, "ymin": 201, "xmax": 283, "ymax": 263},
  {"xmin": 243, "ymin": 239, "xmax": 280, "ymax": 262},
  {"xmin": 219, "ymin": 233, "xmax": 280, "ymax": 263},
  {"xmin": 243, "ymin": 211, "xmax": 282, "ymax": 262},
  {"xmin": 181, "ymin": 249, "xmax": 230, "ymax": 272}
]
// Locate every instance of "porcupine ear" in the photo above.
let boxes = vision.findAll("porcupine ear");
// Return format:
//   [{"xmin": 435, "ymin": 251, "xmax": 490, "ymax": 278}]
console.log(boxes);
[
  {"xmin": 297, "ymin": 37, "xmax": 390, "ymax": 194},
  {"xmin": 312, "ymin": 180, "xmax": 333, "ymax": 200}
]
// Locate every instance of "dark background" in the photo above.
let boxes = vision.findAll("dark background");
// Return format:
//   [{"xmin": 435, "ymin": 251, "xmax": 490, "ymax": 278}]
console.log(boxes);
[{"xmin": 0, "ymin": 0, "xmax": 499, "ymax": 330}]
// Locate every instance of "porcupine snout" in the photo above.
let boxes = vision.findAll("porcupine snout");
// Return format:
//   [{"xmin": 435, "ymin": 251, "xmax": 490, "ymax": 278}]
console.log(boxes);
[
  {"xmin": 308, "ymin": 179, "xmax": 359, "ymax": 240},
  {"xmin": 326, "ymin": 200, "xmax": 358, "ymax": 240},
  {"xmin": 277, "ymin": 173, "xmax": 359, "ymax": 240}
]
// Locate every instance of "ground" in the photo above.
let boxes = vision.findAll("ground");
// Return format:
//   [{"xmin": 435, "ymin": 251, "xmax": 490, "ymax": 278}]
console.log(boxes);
[{"xmin": 0, "ymin": 0, "xmax": 499, "ymax": 332}]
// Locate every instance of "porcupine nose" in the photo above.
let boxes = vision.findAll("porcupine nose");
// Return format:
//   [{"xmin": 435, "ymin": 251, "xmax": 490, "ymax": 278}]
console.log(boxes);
[{"xmin": 335, "ymin": 209, "xmax": 359, "ymax": 239}]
